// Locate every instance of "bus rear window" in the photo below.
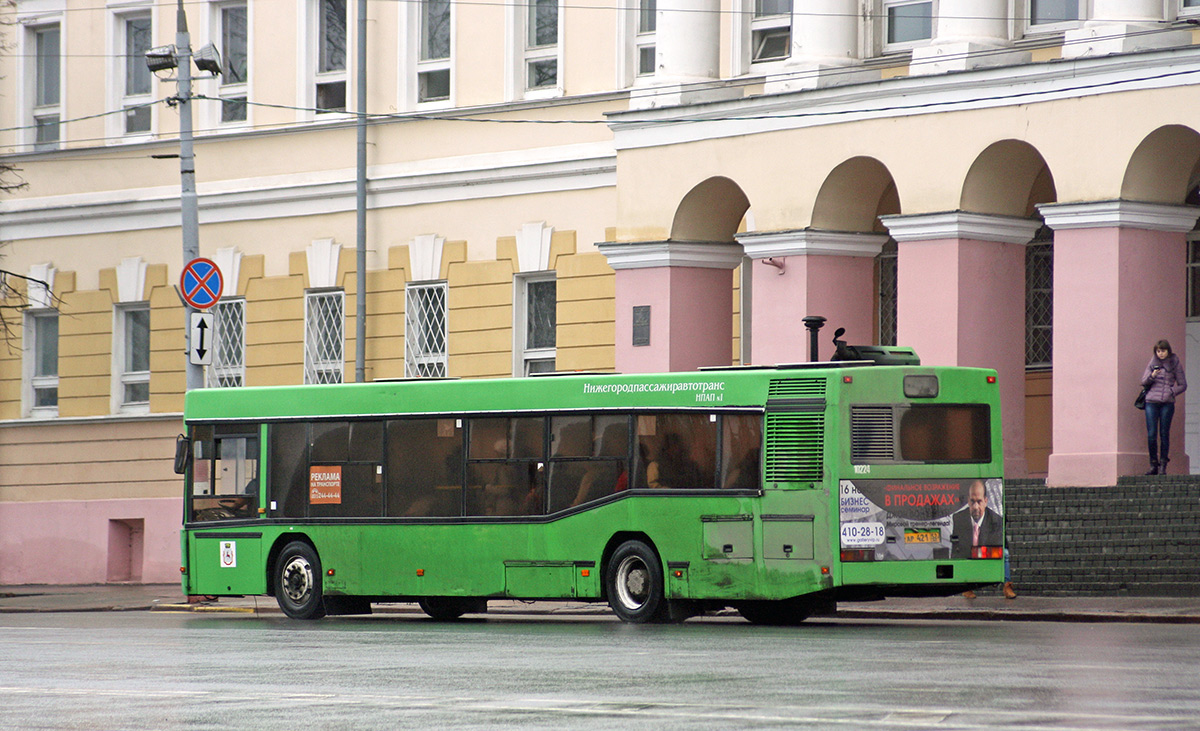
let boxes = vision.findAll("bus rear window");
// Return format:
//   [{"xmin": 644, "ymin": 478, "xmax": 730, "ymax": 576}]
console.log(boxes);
[{"xmin": 852, "ymin": 404, "xmax": 991, "ymax": 463}]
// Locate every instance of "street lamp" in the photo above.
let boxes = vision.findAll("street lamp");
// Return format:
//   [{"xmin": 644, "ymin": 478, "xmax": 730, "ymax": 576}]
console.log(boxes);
[{"xmin": 146, "ymin": 0, "xmax": 221, "ymax": 392}]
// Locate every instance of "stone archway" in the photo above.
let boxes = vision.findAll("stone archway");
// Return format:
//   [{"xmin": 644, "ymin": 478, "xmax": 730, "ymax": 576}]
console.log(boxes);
[
  {"xmin": 811, "ymin": 156, "xmax": 898, "ymax": 232},
  {"xmin": 670, "ymin": 176, "xmax": 751, "ymax": 242}
]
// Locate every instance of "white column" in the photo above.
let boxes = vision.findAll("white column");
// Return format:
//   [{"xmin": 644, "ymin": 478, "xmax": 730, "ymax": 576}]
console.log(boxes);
[
  {"xmin": 630, "ymin": 0, "xmax": 738, "ymax": 109},
  {"xmin": 655, "ymin": 0, "xmax": 721, "ymax": 82},
  {"xmin": 910, "ymin": 0, "xmax": 1028, "ymax": 76},
  {"xmin": 765, "ymin": 0, "xmax": 879, "ymax": 92},
  {"xmin": 1063, "ymin": 0, "xmax": 1188, "ymax": 58}
]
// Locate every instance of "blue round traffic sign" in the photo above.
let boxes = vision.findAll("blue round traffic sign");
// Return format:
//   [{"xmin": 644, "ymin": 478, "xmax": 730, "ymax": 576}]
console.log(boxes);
[{"xmin": 180, "ymin": 258, "xmax": 224, "ymax": 309}]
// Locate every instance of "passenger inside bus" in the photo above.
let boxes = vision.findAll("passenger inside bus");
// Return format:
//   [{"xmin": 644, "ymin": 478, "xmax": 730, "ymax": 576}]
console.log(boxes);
[{"xmin": 570, "ymin": 421, "xmax": 629, "ymax": 506}]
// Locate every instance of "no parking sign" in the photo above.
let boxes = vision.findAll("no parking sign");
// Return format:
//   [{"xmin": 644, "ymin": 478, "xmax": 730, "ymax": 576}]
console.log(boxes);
[{"xmin": 180, "ymin": 258, "xmax": 223, "ymax": 310}]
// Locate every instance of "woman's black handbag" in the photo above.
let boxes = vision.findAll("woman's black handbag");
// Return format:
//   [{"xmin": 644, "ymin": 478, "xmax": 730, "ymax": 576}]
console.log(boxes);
[{"xmin": 1135, "ymin": 387, "xmax": 1148, "ymax": 410}]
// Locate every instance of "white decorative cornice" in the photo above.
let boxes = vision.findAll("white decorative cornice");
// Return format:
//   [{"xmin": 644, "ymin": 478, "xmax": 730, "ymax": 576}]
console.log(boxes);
[
  {"xmin": 596, "ymin": 241, "xmax": 745, "ymax": 270},
  {"xmin": 27, "ymin": 263, "xmax": 55, "ymax": 309},
  {"xmin": 881, "ymin": 211, "xmax": 1042, "ymax": 244},
  {"xmin": 307, "ymin": 239, "xmax": 341, "ymax": 289},
  {"xmin": 608, "ymin": 46, "xmax": 1200, "ymax": 152},
  {"xmin": 1037, "ymin": 200, "xmax": 1200, "ymax": 232},
  {"xmin": 115, "ymin": 257, "xmax": 146, "ymax": 302},
  {"xmin": 409, "ymin": 234, "xmax": 446, "ymax": 282},
  {"xmin": 515, "ymin": 222, "xmax": 553, "ymax": 273},
  {"xmin": 213, "ymin": 247, "xmax": 242, "ymax": 297},
  {"xmin": 0, "ymin": 142, "xmax": 615, "ymax": 241},
  {"xmin": 736, "ymin": 229, "xmax": 889, "ymax": 258}
]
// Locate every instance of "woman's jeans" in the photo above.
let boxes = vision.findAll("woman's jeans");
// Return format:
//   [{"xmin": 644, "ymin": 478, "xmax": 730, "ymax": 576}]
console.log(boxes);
[{"xmin": 1145, "ymin": 400, "xmax": 1175, "ymax": 464}]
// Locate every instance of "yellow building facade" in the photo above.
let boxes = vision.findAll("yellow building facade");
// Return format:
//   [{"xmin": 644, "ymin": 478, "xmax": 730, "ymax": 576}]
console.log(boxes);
[{"xmin": 4, "ymin": 0, "xmax": 1200, "ymax": 583}]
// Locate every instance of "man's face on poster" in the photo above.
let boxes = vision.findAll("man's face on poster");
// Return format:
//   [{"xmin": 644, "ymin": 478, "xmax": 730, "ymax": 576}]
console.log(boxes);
[{"xmin": 968, "ymin": 482, "xmax": 988, "ymax": 521}]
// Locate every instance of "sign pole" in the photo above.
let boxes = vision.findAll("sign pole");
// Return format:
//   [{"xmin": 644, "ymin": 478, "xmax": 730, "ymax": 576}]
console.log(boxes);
[{"xmin": 174, "ymin": 0, "xmax": 203, "ymax": 391}]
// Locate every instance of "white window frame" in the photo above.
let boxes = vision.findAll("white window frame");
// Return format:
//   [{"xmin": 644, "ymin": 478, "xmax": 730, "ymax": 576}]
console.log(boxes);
[
  {"xmin": 304, "ymin": 289, "xmax": 345, "ymax": 384},
  {"xmin": 508, "ymin": 0, "xmax": 563, "ymax": 100},
  {"xmin": 405, "ymin": 281, "xmax": 449, "ymax": 378},
  {"xmin": 24, "ymin": 309, "xmax": 60, "ymax": 418},
  {"xmin": 513, "ymin": 272, "xmax": 557, "ymax": 377},
  {"xmin": 635, "ymin": 0, "xmax": 657, "ymax": 78},
  {"xmin": 1182, "ymin": 0, "xmax": 1200, "ymax": 19},
  {"xmin": 111, "ymin": 6, "xmax": 155, "ymax": 139},
  {"xmin": 882, "ymin": 0, "xmax": 935, "ymax": 52},
  {"xmin": 306, "ymin": 0, "xmax": 350, "ymax": 116},
  {"xmin": 28, "ymin": 21, "xmax": 63, "ymax": 151},
  {"xmin": 414, "ymin": 0, "xmax": 453, "ymax": 106},
  {"xmin": 750, "ymin": 0, "xmax": 792, "ymax": 65},
  {"xmin": 212, "ymin": 0, "xmax": 250, "ymax": 127},
  {"xmin": 208, "ymin": 298, "xmax": 246, "ymax": 388},
  {"xmin": 113, "ymin": 302, "xmax": 151, "ymax": 414},
  {"xmin": 1024, "ymin": 0, "xmax": 1085, "ymax": 34}
]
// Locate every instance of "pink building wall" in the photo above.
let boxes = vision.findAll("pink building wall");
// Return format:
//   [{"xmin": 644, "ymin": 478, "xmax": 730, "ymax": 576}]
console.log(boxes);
[
  {"xmin": 614, "ymin": 265, "xmax": 737, "ymax": 373},
  {"xmin": 0, "ymin": 498, "xmax": 183, "ymax": 585},
  {"xmin": 1049, "ymin": 223, "xmax": 1189, "ymax": 484},
  {"xmin": 749, "ymin": 254, "xmax": 877, "ymax": 365}
]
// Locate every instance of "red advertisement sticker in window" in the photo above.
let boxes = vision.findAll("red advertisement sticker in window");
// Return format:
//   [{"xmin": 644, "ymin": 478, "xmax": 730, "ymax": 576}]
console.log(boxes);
[{"xmin": 309, "ymin": 466, "xmax": 342, "ymax": 504}]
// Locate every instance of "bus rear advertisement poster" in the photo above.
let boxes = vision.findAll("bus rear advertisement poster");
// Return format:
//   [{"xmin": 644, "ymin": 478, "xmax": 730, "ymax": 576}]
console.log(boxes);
[{"xmin": 839, "ymin": 478, "xmax": 1005, "ymax": 561}]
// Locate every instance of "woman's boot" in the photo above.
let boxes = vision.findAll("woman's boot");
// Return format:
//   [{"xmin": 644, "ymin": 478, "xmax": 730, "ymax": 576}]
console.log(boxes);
[
  {"xmin": 1145, "ymin": 460, "xmax": 1159, "ymax": 476},
  {"xmin": 1159, "ymin": 457, "xmax": 1169, "ymax": 475}
]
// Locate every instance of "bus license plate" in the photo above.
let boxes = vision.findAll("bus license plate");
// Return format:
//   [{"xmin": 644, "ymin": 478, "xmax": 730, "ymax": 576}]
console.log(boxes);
[{"xmin": 904, "ymin": 530, "xmax": 940, "ymax": 544}]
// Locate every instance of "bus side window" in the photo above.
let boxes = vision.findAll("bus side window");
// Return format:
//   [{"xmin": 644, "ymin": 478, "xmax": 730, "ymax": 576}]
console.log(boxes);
[
  {"xmin": 721, "ymin": 415, "xmax": 762, "ymax": 489},
  {"xmin": 638, "ymin": 413, "xmax": 716, "ymax": 489},
  {"xmin": 385, "ymin": 418, "xmax": 462, "ymax": 518},
  {"xmin": 190, "ymin": 425, "xmax": 259, "ymax": 521},
  {"xmin": 308, "ymin": 421, "xmax": 385, "ymax": 518},
  {"xmin": 465, "ymin": 417, "xmax": 544, "ymax": 517}
]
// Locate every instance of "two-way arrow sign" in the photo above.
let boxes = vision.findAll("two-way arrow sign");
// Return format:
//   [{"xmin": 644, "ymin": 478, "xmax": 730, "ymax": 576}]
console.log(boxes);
[{"xmin": 190, "ymin": 311, "xmax": 214, "ymax": 366}]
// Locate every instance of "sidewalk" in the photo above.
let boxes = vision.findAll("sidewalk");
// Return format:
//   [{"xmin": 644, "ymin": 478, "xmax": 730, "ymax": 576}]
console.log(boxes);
[{"xmin": 3, "ymin": 584, "xmax": 1200, "ymax": 623}]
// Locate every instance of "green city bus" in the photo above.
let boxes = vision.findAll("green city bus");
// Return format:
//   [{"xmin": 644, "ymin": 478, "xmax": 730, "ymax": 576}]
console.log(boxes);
[{"xmin": 177, "ymin": 358, "xmax": 1006, "ymax": 623}]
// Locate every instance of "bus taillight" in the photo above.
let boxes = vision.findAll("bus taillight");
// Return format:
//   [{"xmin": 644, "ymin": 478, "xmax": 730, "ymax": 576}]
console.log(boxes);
[
  {"xmin": 987, "ymin": 375, "xmax": 997, "ymax": 384},
  {"xmin": 840, "ymin": 549, "xmax": 874, "ymax": 562},
  {"xmin": 970, "ymin": 546, "xmax": 1004, "ymax": 559}
]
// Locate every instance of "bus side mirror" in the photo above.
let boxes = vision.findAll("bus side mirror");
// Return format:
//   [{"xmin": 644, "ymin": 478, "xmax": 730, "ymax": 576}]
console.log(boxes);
[{"xmin": 174, "ymin": 434, "xmax": 192, "ymax": 475}]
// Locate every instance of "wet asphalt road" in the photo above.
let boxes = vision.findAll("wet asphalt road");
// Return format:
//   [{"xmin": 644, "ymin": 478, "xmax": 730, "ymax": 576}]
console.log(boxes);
[{"xmin": 2, "ymin": 611, "xmax": 1199, "ymax": 729}]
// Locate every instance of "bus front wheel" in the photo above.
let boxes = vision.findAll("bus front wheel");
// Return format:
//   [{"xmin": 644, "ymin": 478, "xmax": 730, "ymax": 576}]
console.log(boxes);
[
  {"xmin": 275, "ymin": 541, "xmax": 326, "ymax": 620},
  {"xmin": 606, "ymin": 540, "xmax": 667, "ymax": 623}
]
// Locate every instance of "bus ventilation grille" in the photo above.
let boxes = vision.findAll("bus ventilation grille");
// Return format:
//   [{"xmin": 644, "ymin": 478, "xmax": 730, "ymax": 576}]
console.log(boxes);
[
  {"xmin": 850, "ymin": 406, "xmax": 895, "ymax": 461},
  {"xmin": 764, "ymin": 411, "xmax": 824, "ymax": 483},
  {"xmin": 767, "ymin": 378, "xmax": 827, "ymax": 399}
]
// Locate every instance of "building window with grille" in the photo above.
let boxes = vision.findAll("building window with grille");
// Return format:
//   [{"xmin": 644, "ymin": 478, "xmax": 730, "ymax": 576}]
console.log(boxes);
[
  {"xmin": 515, "ymin": 274, "xmax": 556, "ymax": 376},
  {"xmin": 636, "ymin": 0, "xmax": 656, "ymax": 76},
  {"xmin": 884, "ymin": 0, "xmax": 934, "ymax": 47},
  {"xmin": 120, "ymin": 14, "xmax": 153, "ymax": 134},
  {"xmin": 751, "ymin": 0, "xmax": 792, "ymax": 63},
  {"xmin": 208, "ymin": 299, "xmax": 246, "ymax": 387},
  {"xmin": 525, "ymin": 0, "xmax": 560, "ymax": 91},
  {"xmin": 305, "ymin": 289, "xmax": 344, "ymax": 384},
  {"xmin": 418, "ymin": 0, "xmax": 452, "ymax": 102},
  {"xmin": 32, "ymin": 24, "xmax": 62, "ymax": 150},
  {"xmin": 1026, "ymin": 227, "xmax": 1053, "ymax": 369},
  {"xmin": 405, "ymin": 282, "xmax": 448, "ymax": 377},
  {"xmin": 875, "ymin": 239, "xmax": 898, "ymax": 347},
  {"xmin": 218, "ymin": 3, "xmax": 249, "ymax": 123},
  {"xmin": 115, "ymin": 303, "xmax": 151, "ymax": 412},
  {"xmin": 315, "ymin": 0, "xmax": 347, "ymax": 112},
  {"xmin": 26, "ymin": 310, "xmax": 59, "ymax": 417}
]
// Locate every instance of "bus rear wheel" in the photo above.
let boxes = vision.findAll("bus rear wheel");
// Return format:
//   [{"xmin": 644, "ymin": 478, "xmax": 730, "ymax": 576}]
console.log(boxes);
[
  {"xmin": 275, "ymin": 541, "xmax": 326, "ymax": 620},
  {"xmin": 606, "ymin": 540, "xmax": 667, "ymax": 623}
]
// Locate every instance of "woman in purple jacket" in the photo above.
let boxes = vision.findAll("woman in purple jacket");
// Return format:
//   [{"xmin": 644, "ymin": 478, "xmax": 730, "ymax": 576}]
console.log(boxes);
[{"xmin": 1142, "ymin": 339, "xmax": 1187, "ymax": 475}]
